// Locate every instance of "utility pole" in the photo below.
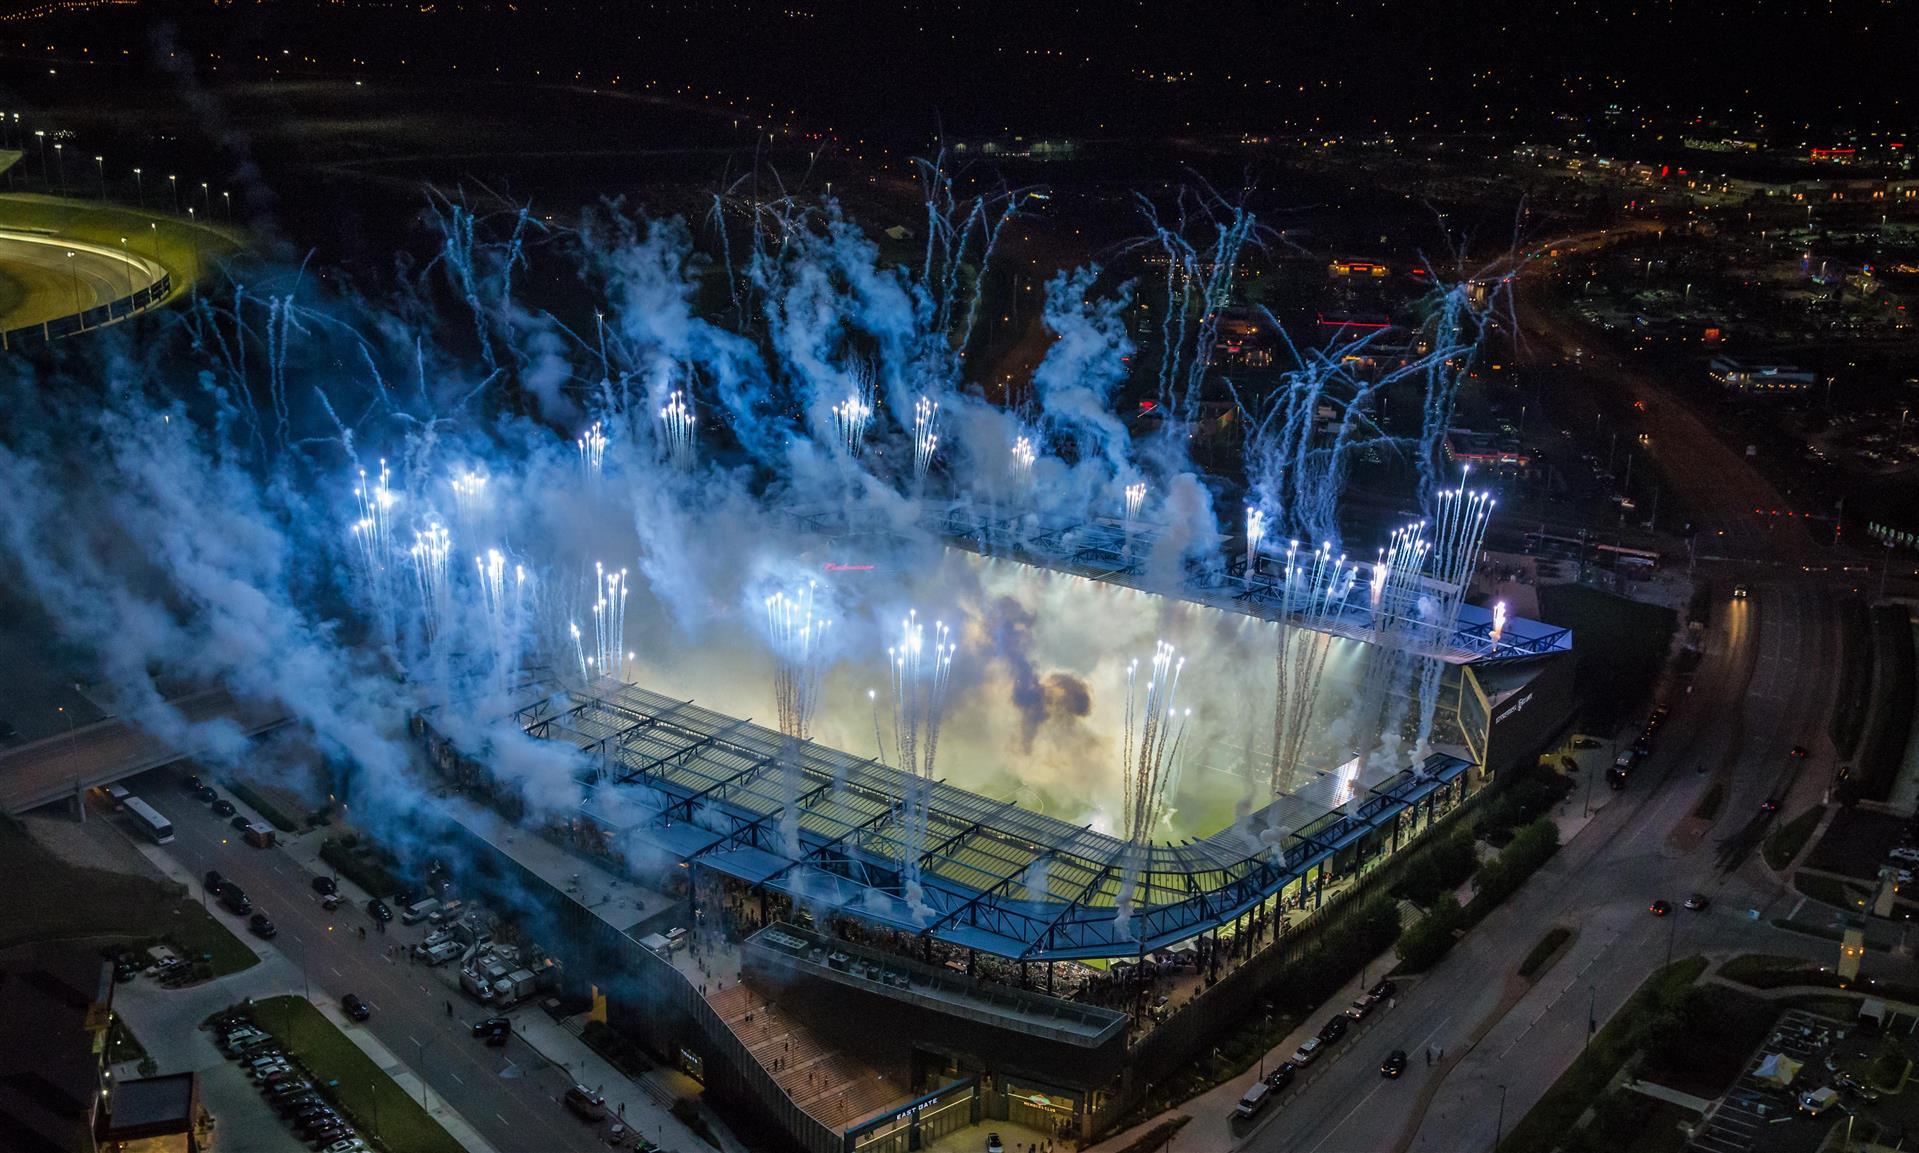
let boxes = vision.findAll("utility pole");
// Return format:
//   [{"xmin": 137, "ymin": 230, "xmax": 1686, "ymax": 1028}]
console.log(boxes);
[
  {"xmin": 1586, "ymin": 986, "xmax": 1596, "ymax": 1051},
  {"xmin": 1492, "ymin": 1084, "xmax": 1508, "ymax": 1152}
]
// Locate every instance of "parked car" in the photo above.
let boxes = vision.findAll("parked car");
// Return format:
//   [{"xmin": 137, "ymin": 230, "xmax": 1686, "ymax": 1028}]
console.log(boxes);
[
  {"xmin": 341, "ymin": 993, "xmax": 371, "ymax": 1022},
  {"xmin": 1684, "ymin": 894, "xmax": 1709, "ymax": 911},
  {"xmin": 1264, "ymin": 1062, "xmax": 1296, "ymax": 1091},
  {"xmin": 986, "ymin": 1135, "xmax": 1004, "ymax": 1153},
  {"xmin": 322, "ymin": 1140, "xmax": 369, "ymax": 1153},
  {"xmin": 321, "ymin": 893, "xmax": 344, "ymax": 910},
  {"xmin": 183, "ymin": 773, "xmax": 204, "ymax": 792},
  {"xmin": 366, "ymin": 898, "xmax": 392, "ymax": 923},
  {"xmin": 309, "ymin": 1125, "xmax": 352, "ymax": 1148},
  {"xmin": 1346, "ymin": 994, "xmax": 1380, "ymax": 1020},
  {"xmin": 311, "ymin": 875, "xmax": 338, "ymax": 896},
  {"xmin": 1290, "ymin": 1037, "xmax": 1324, "ymax": 1066},
  {"xmin": 204, "ymin": 870, "xmax": 226, "ymax": 894},
  {"xmin": 1318, "ymin": 1016, "xmax": 1350, "ymax": 1044},
  {"xmin": 249, "ymin": 912, "xmax": 278, "ymax": 939},
  {"xmin": 274, "ymin": 1093, "xmax": 321, "ymax": 1114},
  {"xmin": 1368, "ymin": 979, "xmax": 1397, "ymax": 1000},
  {"xmin": 1572, "ymin": 737, "xmax": 1602, "ymax": 750},
  {"xmin": 472, "ymin": 1016, "xmax": 512, "ymax": 1041},
  {"xmin": 211, "ymin": 798, "xmax": 237, "ymax": 818},
  {"xmin": 230, "ymin": 814, "xmax": 250, "ymax": 832},
  {"xmin": 195, "ymin": 786, "xmax": 218, "ymax": 803},
  {"xmin": 221, "ymin": 887, "xmax": 253, "ymax": 915},
  {"xmin": 1380, "ymin": 1050, "xmax": 1408, "ymax": 1078},
  {"xmin": 564, "ymin": 1084, "xmax": 608, "ymax": 1121}
]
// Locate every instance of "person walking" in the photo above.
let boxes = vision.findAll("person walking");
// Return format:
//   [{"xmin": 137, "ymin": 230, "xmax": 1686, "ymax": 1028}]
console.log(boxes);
[{"xmin": 445, "ymin": 1000, "xmax": 453, "ymax": 1018}]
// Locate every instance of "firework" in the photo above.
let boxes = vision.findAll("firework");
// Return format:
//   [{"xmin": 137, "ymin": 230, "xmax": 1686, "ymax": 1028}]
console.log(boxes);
[
  {"xmin": 570, "ymin": 621, "xmax": 590, "ymax": 682},
  {"xmin": 1011, "ymin": 435, "xmax": 1036, "ymax": 488},
  {"xmin": 1124, "ymin": 481, "xmax": 1147, "ymax": 524},
  {"xmin": 589, "ymin": 562, "xmax": 630, "ymax": 682},
  {"xmin": 1269, "ymin": 541, "xmax": 1352, "ymax": 795},
  {"xmin": 1490, "ymin": 600, "xmax": 1508, "ymax": 644},
  {"xmin": 832, "ymin": 366, "xmax": 875, "ymax": 458},
  {"xmin": 1121, "ymin": 641, "xmax": 1190, "ymax": 844},
  {"xmin": 1245, "ymin": 506, "xmax": 1266, "ymax": 574},
  {"xmin": 409, "ymin": 523, "xmax": 451, "ymax": 641},
  {"xmin": 578, "ymin": 421, "xmax": 608, "ymax": 483},
  {"xmin": 659, "ymin": 391, "xmax": 696, "ymax": 471},
  {"xmin": 886, "ymin": 610, "xmax": 955, "ymax": 780},
  {"xmin": 765, "ymin": 582, "xmax": 832, "ymax": 740},
  {"xmin": 912, "ymin": 396, "xmax": 940, "ymax": 483},
  {"xmin": 449, "ymin": 470, "xmax": 487, "ymax": 529}
]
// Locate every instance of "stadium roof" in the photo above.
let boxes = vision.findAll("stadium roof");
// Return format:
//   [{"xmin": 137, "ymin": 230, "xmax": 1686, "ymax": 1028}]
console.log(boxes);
[
  {"xmin": 792, "ymin": 504, "xmax": 1571, "ymax": 666},
  {"xmin": 471, "ymin": 679, "xmax": 1476, "ymax": 962}
]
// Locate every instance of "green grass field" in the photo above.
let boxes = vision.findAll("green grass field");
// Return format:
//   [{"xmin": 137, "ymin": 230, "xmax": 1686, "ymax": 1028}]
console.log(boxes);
[
  {"xmin": 0, "ymin": 816, "xmax": 256, "ymax": 975},
  {"xmin": 251, "ymin": 995, "xmax": 465, "ymax": 1153},
  {"xmin": 0, "ymin": 192, "xmax": 240, "ymax": 324}
]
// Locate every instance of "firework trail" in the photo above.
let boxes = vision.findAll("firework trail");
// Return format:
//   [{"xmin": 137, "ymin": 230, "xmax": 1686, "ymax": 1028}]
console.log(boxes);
[
  {"xmin": 349, "ymin": 459, "xmax": 398, "ymax": 630},
  {"xmin": 1121, "ymin": 641, "xmax": 1190, "ymax": 844},
  {"xmin": 659, "ymin": 391, "xmax": 697, "ymax": 471},
  {"xmin": 578, "ymin": 420, "xmax": 607, "ymax": 484},
  {"xmin": 1011, "ymin": 435, "xmax": 1036, "ymax": 489},
  {"xmin": 1412, "ymin": 472, "xmax": 1495, "ymax": 755},
  {"xmin": 589, "ymin": 562, "xmax": 630, "ymax": 681},
  {"xmin": 912, "ymin": 396, "xmax": 940, "ymax": 484},
  {"xmin": 886, "ymin": 610, "xmax": 955, "ymax": 918},
  {"xmin": 474, "ymin": 548, "xmax": 528, "ymax": 694},
  {"xmin": 831, "ymin": 361, "xmax": 875, "ymax": 458},
  {"xmin": 1269, "ymin": 541, "xmax": 1354, "ymax": 795},
  {"xmin": 1490, "ymin": 600, "xmax": 1508, "ymax": 644},
  {"xmin": 449, "ymin": 470, "xmax": 487, "ymax": 533},
  {"xmin": 764, "ymin": 582, "xmax": 832, "ymax": 740},
  {"xmin": 1123, "ymin": 481, "xmax": 1147, "ymax": 525},
  {"xmin": 409, "ymin": 523, "xmax": 452, "ymax": 643},
  {"xmin": 1244, "ymin": 506, "xmax": 1266, "ymax": 575},
  {"xmin": 569, "ymin": 621, "xmax": 590, "ymax": 683}
]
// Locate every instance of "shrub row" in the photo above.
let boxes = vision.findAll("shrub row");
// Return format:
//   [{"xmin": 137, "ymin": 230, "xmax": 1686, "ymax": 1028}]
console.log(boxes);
[
  {"xmin": 224, "ymin": 780, "xmax": 301, "ymax": 833},
  {"xmin": 319, "ymin": 836, "xmax": 404, "ymax": 900},
  {"xmin": 1396, "ymin": 817, "xmax": 1561, "ymax": 973},
  {"xmin": 1518, "ymin": 926, "xmax": 1573, "ymax": 979}
]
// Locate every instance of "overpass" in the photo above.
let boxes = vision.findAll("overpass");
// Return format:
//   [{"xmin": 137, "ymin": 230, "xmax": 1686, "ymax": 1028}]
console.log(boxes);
[{"xmin": 0, "ymin": 689, "xmax": 293, "ymax": 815}]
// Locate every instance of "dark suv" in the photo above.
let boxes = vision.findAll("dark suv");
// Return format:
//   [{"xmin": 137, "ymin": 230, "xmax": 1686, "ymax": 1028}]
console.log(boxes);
[{"xmin": 220, "ymin": 886, "xmax": 252, "ymax": 915}]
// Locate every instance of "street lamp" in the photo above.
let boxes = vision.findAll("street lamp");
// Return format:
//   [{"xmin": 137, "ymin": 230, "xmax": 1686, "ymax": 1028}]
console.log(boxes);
[
  {"xmin": 221, "ymin": 190, "xmax": 231, "ymax": 220},
  {"xmin": 412, "ymin": 1038, "xmax": 429, "ymax": 1108},
  {"xmin": 33, "ymin": 130, "xmax": 46, "ymax": 186},
  {"xmin": 132, "ymin": 167, "xmax": 143, "ymax": 207},
  {"xmin": 53, "ymin": 142, "xmax": 65, "ymax": 194},
  {"xmin": 65, "ymin": 251, "xmax": 81, "ymax": 318},
  {"xmin": 200, "ymin": 181, "xmax": 210, "ymax": 215},
  {"xmin": 1492, "ymin": 1084, "xmax": 1507, "ymax": 1152},
  {"xmin": 167, "ymin": 173, "xmax": 178, "ymax": 212},
  {"xmin": 94, "ymin": 154, "xmax": 104, "ymax": 199},
  {"xmin": 119, "ymin": 237, "xmax": 133, "ymax": 299}
]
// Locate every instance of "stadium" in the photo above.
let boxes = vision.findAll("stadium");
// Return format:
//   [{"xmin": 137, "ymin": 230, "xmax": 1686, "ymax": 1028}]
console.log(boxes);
[{"xmin": 413, "ymin": 509, "xmax": 1575, "ymax": 1153}]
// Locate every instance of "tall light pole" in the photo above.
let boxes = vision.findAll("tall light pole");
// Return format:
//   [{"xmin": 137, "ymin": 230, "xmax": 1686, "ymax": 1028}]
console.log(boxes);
[
  {"xmin": 33, "ymin": 130, "xmax": 47, "ymax": 187},
  {"xmin": 132, "ymin": 167, "xmax": 143, "ymax": 208},
  {"xmin": 94, "ymin": 154, "xmax": 105, "ymax": 199},
  {"xmin": 119, "ymin": 236, "xmax": 133, "ymax": 300},
  {"xmin": 221, "ymin": 190, "xmax": 231, "ymax": 220},
  {"xmin": 412, "ymin": 1038, "xmax": 429, "ymax": 1108},
  {"xmin": 65, "ymin": 250, "xmax": 81, "ymax": 318},
  {"xmin": 1492, "ymin": 1084, "xmax": 1507, "ymax": 1152},
  {"xmin": 199, "ymin": 181, "xmax": 210, "ymax": 215},
  {"xmin": 53, "ymin": 142, "xmax": 66, "ymax": 194},
  {"xmin": 167, "ymin": 173, "xmax": 178, "ymax": 213}
]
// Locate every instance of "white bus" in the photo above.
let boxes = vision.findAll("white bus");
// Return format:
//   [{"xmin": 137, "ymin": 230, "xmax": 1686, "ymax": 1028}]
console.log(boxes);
[{"xmin": 124, "ymin": 796, "xmax": 175, "ymax": 844}]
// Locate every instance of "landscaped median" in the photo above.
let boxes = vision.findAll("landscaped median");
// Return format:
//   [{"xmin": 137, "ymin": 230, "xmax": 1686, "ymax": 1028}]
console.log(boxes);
[
  {"xmin": 1498, "ymin": 957, "xmax": 1709, "ymax": 1153},
  {"xmin": 248, "ymin": 994, "xmax": 464, "ymax": 1153}
]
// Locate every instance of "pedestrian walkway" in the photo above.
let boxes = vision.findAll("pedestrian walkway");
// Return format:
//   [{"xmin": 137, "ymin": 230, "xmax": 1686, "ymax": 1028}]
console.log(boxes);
[{"xmin": 314, "ymin": 996, "xmax": 506, "ymax": 1153}]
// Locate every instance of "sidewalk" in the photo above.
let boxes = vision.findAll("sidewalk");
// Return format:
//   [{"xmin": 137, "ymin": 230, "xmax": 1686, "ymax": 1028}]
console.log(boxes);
[{"xmin": 314, "ymin": 996, "xmax": 507, "ymax": 1153}]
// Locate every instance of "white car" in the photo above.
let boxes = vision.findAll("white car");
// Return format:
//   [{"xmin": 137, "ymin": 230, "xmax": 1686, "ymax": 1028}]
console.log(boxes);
[
  {"xmin": 323, "ymin": 1140, "xmax": 369, "ymax": 1153},
  {"xmin": 1290, "ymin": 1036, "xmax": 1324, "ymax": 1066}
]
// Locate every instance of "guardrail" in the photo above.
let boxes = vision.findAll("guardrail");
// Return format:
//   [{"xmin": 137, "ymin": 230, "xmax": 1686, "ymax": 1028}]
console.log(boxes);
[{"xmin": 2, "ymin": 269, "xmax": 172, "ymax": 350}]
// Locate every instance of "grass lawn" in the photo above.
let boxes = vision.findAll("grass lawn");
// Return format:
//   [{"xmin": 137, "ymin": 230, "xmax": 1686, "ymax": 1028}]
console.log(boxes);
[
  {"xmin": 251, "ymin": 995, "xmax": 464, "ymax": 1153},
  {"xmin": 1519, "ymin": 925, "xmax": 1573, "ymax": 979},
  {"xmin": 1536, "ymin": 585, "xmax": 1677, "ymax": 729},
  {"xmin": 1794, "ymin": 871, "xmax": 1872, "ymax": 913},
  {"xmin": 0, "ymin": 817, "xmax": 256, "ymax": 976},
  {"xmin": 1635, "ymin": 982, "xmax": 1773, "ymax": 1098},
  {"xmin": 1499, "ymin": 956, "xmax": 1709, "ymax": 1153},
  {"xmin": 1764, "ymin": 806, "xmax": 1825, "ymax": 871},
  {"xmin": 1560, "ymin": 1091, "xmax": 1696, "ymax": 1153},
  {"xmin": 0, "ymin": 192, "xmax": 239, "ymax": 304}
]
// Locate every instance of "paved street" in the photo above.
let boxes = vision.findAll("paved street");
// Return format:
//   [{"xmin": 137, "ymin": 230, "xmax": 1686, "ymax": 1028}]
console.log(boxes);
[{"xmin": 108, "ymin": 770, "xmax": 723, "ymax": 1153}]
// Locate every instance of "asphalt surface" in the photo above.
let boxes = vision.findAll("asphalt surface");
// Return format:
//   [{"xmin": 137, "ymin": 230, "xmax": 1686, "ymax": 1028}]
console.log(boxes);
[
  {"xmin": 0, "ymin": 689, "xmax": 288, "ymax": 814},
  {"xmin": 130, "ymin": 766, "xmax": 619, "ymax": 1153},
  {"xmin": 1234, "ymin": 238, "xmax": 1853, "ymax": 1153},
  {"xmin": 0, "ymin": 232, "xmax": 141, "ymax": 328}
]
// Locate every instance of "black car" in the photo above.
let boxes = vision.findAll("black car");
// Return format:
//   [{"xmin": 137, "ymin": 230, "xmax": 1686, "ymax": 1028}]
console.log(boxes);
[
  {"xmin": 1318, "ymin": 1016, "xmax": 1350, "ymax": 1044},
  {"xmin": 311, "ymin": 875, "xmax": 338, "ymax": 896},
  {"xmin": 211, "ymin": 798, "xmax": 237, "ymax": 818},
  {"xmin": 308, "ymin": 1126, "xmax": 351, "ymax": 1148},
  {"xmin": 195, "ymin": 786, "xmax": 218, "ymax": 803},
  {"xmin": 1381, "ymin": 1050, "xmax": 1408, "ymax": 1079},
  {"xmin": 366, "ymin": 898, "xmax": 392, "ymax": 923},
  {"xmin": 229, "ymin": 814, "xmax": 250, "ymax": 831},
  {"xmin": 341, "ymin": 993, "xmax": 371, "ymax": 1021},
  {"xmin": 1264, "ymin": 1062, "xmax": 1296, "ymax": 1091},
  {"xmin": 1368, "ymin": 979, "xmax": 1397, "ymax": 1000},
  {"xmin": 472, "ymin": 1016, "xmax": 512, "ymax": 1042},
  {"xmin": 205, "ymin": 870, "xmax": 226, "ymax": 894},
  {"xmin": 249, "ymin": 912, "xmax": 278, "ymax": 939},
  {"xmin": 221, "ymin": 887, "xmax": 253, "ymax": 915},
  {"xmin": 1572, "ymin": 737, "xmax": 1602, "ymax": 750},
  {"xmin": 276, "ymin": 1094, "xmax": 321, "ymax": 1114},
  {"xmin": 183, "ymin": 773, "xmax": 204, "ymax": 792}
]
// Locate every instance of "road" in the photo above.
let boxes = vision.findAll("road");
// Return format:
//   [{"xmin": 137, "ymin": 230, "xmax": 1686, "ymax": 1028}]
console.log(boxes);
[
  {"xmin": 0, "ymin": 688, "xmax": 289, "ymax": 814},
  {"xmin": 0, "ymin": 230, "xmax": 149, "ymax": 328},
  {"xmin": 1232, "ymin": 236, "xmax": 1852, "ymax": 1153},
  {"xmin": 123, "ymin": 767, "xmax": 624, "ymax": 1153}
]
